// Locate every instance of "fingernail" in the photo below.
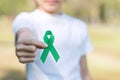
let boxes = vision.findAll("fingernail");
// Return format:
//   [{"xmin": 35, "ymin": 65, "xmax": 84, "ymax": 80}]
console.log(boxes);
[{"xmin": 44, "ymin": 43, "xmax": 48, "ymax": 47}]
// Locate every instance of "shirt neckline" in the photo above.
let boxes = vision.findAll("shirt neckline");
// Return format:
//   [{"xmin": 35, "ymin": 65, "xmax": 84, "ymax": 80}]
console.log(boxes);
[{"xmin": 34, "ymin": 9, "xmax": 64, "ymax": 21}]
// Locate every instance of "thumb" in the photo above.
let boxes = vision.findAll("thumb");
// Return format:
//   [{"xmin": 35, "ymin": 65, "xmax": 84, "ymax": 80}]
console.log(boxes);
[
  {"xmin": 31, "ymin": 39, "xmax": 48, "ymax": 49},
  {"xmin": 24, "ymin": 39, "xmax": 48, "ymax": 49}
]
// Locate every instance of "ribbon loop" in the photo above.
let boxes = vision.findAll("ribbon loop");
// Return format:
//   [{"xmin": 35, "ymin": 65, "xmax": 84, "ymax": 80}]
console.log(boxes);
[{"xmin": 40, "ymin": 30, "xmax": 60, "ymax": 63}]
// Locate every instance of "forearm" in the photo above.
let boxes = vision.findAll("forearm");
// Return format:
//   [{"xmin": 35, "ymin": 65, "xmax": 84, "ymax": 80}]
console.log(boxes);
[
  {"xmin": 81, "ymin": 73, "xmax": 92, "ymax": 80},
  {"xmin": 81, "ymin": 65, "xmax": 92, "ymax": 80},
  {"xmin": 80, "ymin": 55, "xmax": 92, "ymax": 80}
]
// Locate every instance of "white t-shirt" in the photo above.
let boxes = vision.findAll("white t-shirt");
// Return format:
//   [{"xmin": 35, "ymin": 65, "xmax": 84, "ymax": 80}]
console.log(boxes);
[{"xmin": 13, "ymin": 9, "xmax": 93, "ymax": 80}]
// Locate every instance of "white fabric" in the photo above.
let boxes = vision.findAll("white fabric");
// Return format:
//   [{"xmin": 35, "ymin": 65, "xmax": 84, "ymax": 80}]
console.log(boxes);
[{"xmin": 13, "ymin": 9, "xmax": 93, "ymax": 80}]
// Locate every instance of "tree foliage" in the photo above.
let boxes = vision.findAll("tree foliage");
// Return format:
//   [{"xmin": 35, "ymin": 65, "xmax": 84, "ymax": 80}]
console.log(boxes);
[
  {"xmin": 0, "ymin": 0, "xmax": 120, "ymax": 23},
  {"xmin": 63, "ymin": 0, "xmax": 120, "ymax": 23},
  {"xmin": 0, "ymin": 0, "xmax": 27, "ymax": 15}
]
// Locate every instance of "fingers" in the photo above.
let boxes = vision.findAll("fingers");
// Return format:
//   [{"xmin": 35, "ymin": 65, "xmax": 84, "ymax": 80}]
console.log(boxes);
[
  {"xmin": 16, "ymin": 44, "xmax": 37, "ymax": 63},
  {"xmin": 19, "ymin": 57, "xmax": 35, "ymax": 63},
  {"xmin": 16, "ymin": 44, "xmax": 37, "ymax": 52},
  {"xmin": 30, "ymin": 39, "xmax": 47, "ymax": 49},
  {"xmin": 16, "ymin": 51, "xmax": 36, "ymax": 58},
  {"xmin": 18, "ymin": 39, "xmax": 47, "ymax": 49},
  {"xmin": 16, "ymin": 51, "xmax": 36, "ymax": 64}
]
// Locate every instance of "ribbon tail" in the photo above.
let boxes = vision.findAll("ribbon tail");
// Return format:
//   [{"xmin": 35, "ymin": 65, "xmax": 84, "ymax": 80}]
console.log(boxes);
[
  {"xmin": 40, "ymin": 48, "xmax": 49, "ymax": 63},
  {"xmin": 50, "ymin": 45, "xmax": 60, "ymax": 62}
]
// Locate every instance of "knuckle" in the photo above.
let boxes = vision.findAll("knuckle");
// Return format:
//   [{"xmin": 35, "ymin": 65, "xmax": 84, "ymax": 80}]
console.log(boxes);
[
  {"xmin": 16, "ymin": 44, "xmax": 23, "ymax": 51},
  {"xmin": 19, "ymin": 58, "xmax": 25, "ymax": 63},
  {"xmin": 16, "ymin": 52, "xmax": 22, "ymax": 57},
  {"xmin": 16, "ymin": 45, "xmax": 20, "ymax": 50},
  {"xmin": 29, "ymin": 39, "xmax": 34, "ymax": 44},
  {"xmin": 19, "ymin": 57, "xmax": 26, "ymax": 63},
  {"xmin": 16, "ymin": 52, "xmax": 20, "ymax": 57},
  {"xmin": 17, "ymin": 39, "xmax": 23, "ymax": 44}
]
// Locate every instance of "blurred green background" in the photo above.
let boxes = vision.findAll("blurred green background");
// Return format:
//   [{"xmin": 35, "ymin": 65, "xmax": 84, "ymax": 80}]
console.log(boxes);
[{"xmin": 0, "ymin": 0, "xmax": 120, "ymax": 80}]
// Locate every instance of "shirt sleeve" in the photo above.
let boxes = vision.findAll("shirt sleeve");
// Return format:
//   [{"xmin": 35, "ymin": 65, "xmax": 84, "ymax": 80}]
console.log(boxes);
[
  {"xmin": 80, "ymin": 23, "xmax": 93, "ymax": 56},
  {"xmin": 12, "ymin": 12, "xmax": 33, "ymax": 35}
]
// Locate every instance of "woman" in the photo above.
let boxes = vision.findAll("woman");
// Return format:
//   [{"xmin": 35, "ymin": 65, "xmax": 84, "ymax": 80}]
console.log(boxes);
[{"xmin": 13, "ymin": 0, "xmax": 93, "ymax": 80}]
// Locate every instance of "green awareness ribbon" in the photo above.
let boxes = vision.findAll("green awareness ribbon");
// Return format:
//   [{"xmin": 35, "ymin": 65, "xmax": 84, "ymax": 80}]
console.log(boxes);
[{"xmin": 40, "ymin": 30, "xmax": 60, "ymax": 63}]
